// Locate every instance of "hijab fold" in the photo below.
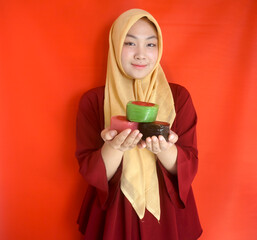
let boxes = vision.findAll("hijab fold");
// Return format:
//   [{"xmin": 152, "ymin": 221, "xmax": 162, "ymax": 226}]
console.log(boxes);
[{"xmin": 104, "ymin": 9, "xmax": 176, "ymax": 220}]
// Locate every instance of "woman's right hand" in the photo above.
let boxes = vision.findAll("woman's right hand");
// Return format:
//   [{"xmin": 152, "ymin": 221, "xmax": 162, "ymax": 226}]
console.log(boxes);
[
  {"xmin": 101, "ymin": 128, "xmax": 143, "ymax": 152},
  {"xmin": 101, "ymin": 128, "xmax": 142, "ymax": 180}
]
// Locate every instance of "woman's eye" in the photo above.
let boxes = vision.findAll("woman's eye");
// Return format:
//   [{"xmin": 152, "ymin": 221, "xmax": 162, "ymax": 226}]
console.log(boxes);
[
  {"xmin": 147, "ymin": 43, "xmax": 157, "ymax": 47},
  {"xmin": 124, "ymin": 42, "xmax": 135, "ymax": 46}
]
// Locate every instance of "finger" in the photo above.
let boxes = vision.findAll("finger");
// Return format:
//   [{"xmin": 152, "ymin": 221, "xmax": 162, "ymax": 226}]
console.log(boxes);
[
  {"xmin": 158, "ymin": 135, "xmax": 168, "ymax": 150},
  {"xmin": 122, "ymin": 130, "xmax": 140, "ymax": 148},
  {"xmin": 137, "ymin": 140, "xmax": 146, "ymax": 149},
  {"xmin": 151, "ymin": 136, "xmax": 160, "ymax": 153},
  {"xmin": 168, "ymin": 131, "xmax": 178, "ymax": 144},
  {"xmin": 111, "ymin": 129, "xmax": 131, "ymax": 146},
  {"xmin": 133, "ymin": 132, "xmax": 143, "ymax": 145},
  {"xmin": 130, "ymin": 132, "xmax": 143, "ymax": 148},
  {"xmin": 102, "ymin": 129, "xmax": 118, "ymax": 141},
  {"xmin": 146, "ymin": 137, "xmax": 152, "ymax": 150},
  {"xmin": 101, "ymin": 128, "xmax": 108, "ymax": 140}
]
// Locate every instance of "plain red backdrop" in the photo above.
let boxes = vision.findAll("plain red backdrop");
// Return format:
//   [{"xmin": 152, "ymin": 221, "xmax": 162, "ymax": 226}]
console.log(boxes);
[{"xmin": 1, "ymin": 0, "xmax": 257, "ymax": 239}]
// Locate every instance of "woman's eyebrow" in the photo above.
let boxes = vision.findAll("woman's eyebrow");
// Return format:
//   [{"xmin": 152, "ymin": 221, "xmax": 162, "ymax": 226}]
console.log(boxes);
[
  {"xmin": 146, "ymin": 36, "xmax": 158, "ymax": 40},
  {"xmin": 126, "ymin": 34, "xmax": 137, "ymax": 39},
  {"xmin": 126, "ymin": 34, "xmax": 158, "ymax": 40}
]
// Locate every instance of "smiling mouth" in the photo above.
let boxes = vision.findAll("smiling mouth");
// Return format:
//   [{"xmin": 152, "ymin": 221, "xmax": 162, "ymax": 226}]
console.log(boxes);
[{"xmin": 131, "ymin": 64, "xmax": 147, "ymax": 69}]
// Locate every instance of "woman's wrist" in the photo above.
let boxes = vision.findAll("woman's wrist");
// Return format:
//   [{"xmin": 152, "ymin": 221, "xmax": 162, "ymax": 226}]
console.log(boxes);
[
  {"xmin": 157, "ymin": 144, "xmax": 178, "ymax": 174},
  {"xmin": 101, "ymin": 142, "xmax": 124, "ymax": 180}
]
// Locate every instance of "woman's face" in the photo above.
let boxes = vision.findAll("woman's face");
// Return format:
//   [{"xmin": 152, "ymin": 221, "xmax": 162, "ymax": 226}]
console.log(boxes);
[{"xmin": 121, "ymin": 18, "xmax": 159, "ymax": 79}]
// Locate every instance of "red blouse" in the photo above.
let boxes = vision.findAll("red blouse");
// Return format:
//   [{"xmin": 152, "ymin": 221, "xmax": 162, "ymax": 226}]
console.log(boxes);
[{"xmin": 75, "ymin": 83, "xmax": 202, "ymax": 240}]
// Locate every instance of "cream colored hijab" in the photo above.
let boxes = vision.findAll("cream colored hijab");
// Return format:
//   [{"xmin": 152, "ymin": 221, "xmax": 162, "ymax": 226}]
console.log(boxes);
[{"xmin": 104, "ymin": 9, "xmax": 176, "ymax": 220}]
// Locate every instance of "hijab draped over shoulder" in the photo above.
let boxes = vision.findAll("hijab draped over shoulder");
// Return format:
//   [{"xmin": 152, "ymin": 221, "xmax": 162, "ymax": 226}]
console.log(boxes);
[{"xmin": 104, "ymin": 9, "xmax": 176, "ymax": 221}]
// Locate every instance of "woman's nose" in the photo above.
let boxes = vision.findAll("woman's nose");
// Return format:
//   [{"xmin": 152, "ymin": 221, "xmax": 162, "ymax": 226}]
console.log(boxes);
[{"xmin": 134, "ymin": 46, "xmax": 146, "ymax": 60}]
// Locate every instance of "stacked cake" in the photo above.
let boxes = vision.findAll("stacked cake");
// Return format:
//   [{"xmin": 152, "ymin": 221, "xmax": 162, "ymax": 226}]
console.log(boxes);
[{"xmin": 110, "ymin": 101, "xmax": 170, "ymax": 141}]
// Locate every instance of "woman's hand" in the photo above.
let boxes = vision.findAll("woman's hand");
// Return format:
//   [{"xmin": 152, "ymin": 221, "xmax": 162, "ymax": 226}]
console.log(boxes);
[
  {"xmin": 138, "ymin": 130, "xmax": 178, "ymax": 174},
  {"xmin": 137, "ymin": 130, "xmax": 178, "ymax": 174},
  {"xmin": 101, "ymin": 128, "xmax": 143, "ymax": 180},
  {"xmin": 101, "ymin": 128, "xmax": 143, "ymax": 152},
  {"xmin": 138, "ymin": 130, "xmax": 178, "ymax": 154}
]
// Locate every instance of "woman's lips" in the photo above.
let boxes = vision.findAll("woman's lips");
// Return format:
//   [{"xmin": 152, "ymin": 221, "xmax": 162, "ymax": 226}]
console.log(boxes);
[{"xmin": 131, "ymin": 63, "xmax": 147, "ymax": 69}]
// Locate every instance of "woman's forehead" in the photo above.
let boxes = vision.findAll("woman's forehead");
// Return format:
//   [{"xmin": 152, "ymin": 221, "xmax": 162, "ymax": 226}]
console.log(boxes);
[{"xmin": 126, "ymin": 18, "xmax": 158, "ymax": 36}]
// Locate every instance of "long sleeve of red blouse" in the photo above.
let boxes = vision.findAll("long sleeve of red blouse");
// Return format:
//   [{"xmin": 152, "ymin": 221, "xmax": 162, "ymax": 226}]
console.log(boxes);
[
  {"xmin": 158, "ymin": 83, "xmax": 198, "ymax": 208},
  {"xmin": 75, "ymin": 87, "xmax": 121, "ymax": 208}
]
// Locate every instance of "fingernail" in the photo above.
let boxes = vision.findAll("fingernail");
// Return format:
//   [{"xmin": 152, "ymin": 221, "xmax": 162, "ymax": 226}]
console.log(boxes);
[
  {"xmin": 110, "ymin": 131, "xmax": 117, "ymax": 137},
  {"xmin": 170, "ymin": 134, "xmax": 175, "ymax": 139},
  {"xmin": 126, "ymin": 129, "xmax": 132, "ymax": 134},
  {"xmin": 133, "ymin": 130, "xmax": 139, "ymax": 135},
  {"xmin": 159, "ymin": 136, "xmax": 164, "ymax": 141}
]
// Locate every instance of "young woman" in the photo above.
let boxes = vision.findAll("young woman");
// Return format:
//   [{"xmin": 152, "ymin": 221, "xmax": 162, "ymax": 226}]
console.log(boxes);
[{"xmin": 76, "ymin": 9, "xmax": 202, "ymax": 240}]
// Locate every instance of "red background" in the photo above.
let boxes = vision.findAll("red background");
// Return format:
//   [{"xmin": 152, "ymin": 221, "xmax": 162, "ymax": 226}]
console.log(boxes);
[{"xmin": 1, "ymin": 0, "xmax": 257, "ymax": 239}]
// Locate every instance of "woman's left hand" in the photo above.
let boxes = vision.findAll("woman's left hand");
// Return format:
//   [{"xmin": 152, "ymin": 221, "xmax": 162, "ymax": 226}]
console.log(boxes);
[{"xmin": 138, "ymin": 130, "xmax": 178, "ymax": 154}]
